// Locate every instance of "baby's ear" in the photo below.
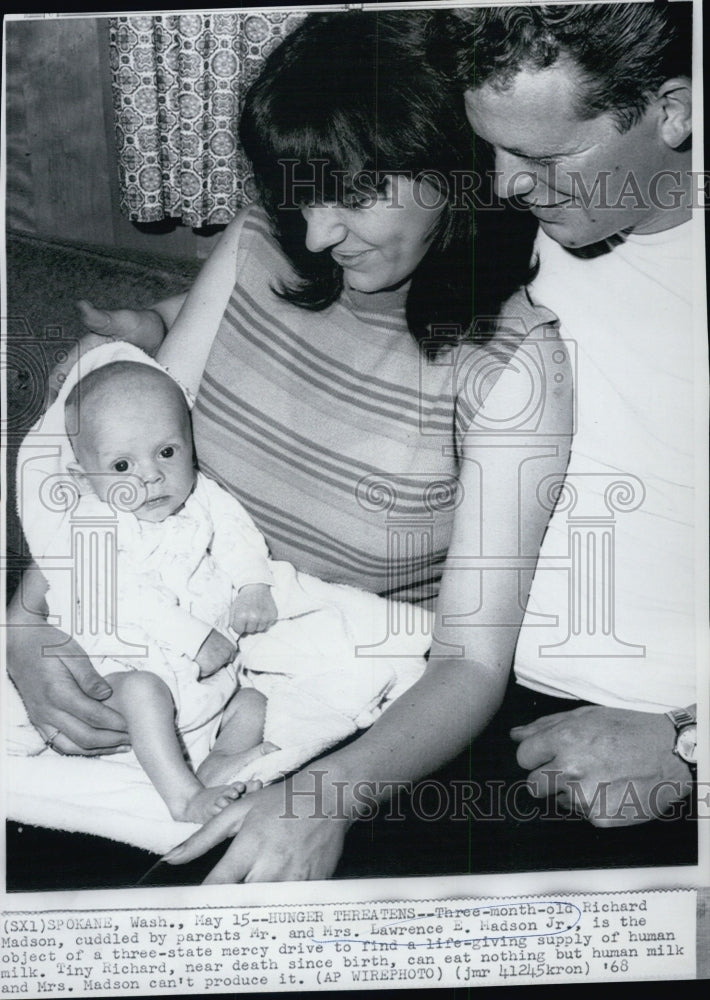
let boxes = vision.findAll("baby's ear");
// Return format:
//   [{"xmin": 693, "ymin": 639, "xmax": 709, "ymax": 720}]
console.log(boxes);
[{"xmin": 66, "ymin": 461, "xmax": 91, "ymax": 493}]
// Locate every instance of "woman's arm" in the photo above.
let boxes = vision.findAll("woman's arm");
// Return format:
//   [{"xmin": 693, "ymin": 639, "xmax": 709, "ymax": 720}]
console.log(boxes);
[
  {"xmin": 6, "ymin": 565, "xmax": 129, "ymax": 755},
  {"xmin": 50, "ymin": 207, "xmax": 251, "ymax": 400},
  {"xmin": 166, "ymin": 329, "xmax": 574, "ymax": 881},
  {"xmin": 157, "ymin": 209, "xmax": 250, "ymax": 395}
]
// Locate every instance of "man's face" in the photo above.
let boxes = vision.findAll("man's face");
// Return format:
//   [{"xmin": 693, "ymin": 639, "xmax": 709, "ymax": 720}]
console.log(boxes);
[{"xmin": 465, "ymin": 60, "xmax": 679, "ymax": 248}]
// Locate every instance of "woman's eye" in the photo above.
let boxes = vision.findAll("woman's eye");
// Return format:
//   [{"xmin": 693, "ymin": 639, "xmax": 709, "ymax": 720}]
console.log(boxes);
[
  {"xmin": 342, "ymin": 191, "xmax": 378, "ymax": 210},
  {"xmin": 113, "ymin": 460, "xmax": 129, "ymax": 473},
  {"xmin": 160, "ymin": 446, "xmax": 175, "ymax": 458}
]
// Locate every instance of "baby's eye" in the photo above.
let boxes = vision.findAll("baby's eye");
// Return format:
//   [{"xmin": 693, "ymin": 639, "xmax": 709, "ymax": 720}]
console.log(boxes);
[
  {"xmin": 160, "ymin": 446, "xmax": 175, "ymax": 458},
  {"xmin": 113, "ymin": 460, "xmax": 129, "ymax": 473}
]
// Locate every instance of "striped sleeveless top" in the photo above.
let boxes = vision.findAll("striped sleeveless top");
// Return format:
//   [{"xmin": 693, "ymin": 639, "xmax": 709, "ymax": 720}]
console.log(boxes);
[{"xmin": 192, "ymin": 207, "xmax": 556, "ymax": 606}]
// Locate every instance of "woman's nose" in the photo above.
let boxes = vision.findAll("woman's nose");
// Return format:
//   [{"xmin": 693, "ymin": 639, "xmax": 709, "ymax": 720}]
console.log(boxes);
[
  {"xmin": 493, "ymin": 150, "xmax": 537, "ymax": 200},
  {"xmin": 302, "ymin": 205, "xmax": 348, "ymax": 252}
]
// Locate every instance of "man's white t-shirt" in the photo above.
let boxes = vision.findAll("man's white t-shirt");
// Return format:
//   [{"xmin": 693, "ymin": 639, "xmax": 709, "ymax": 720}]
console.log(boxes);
[{"xmin": 515, "ymin": 220, "xmax": 698, "ymax": 711}]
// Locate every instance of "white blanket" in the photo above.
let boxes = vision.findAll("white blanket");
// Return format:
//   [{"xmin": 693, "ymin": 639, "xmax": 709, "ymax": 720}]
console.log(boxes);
[{"xmin": 6, "ymin": 568, "xmax": 431, "ymax": 855}]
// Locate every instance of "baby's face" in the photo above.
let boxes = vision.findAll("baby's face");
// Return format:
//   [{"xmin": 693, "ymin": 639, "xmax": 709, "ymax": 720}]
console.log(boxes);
[{"xmin": 73, "ymin": 386, "xmax": 195, "ymax": 523}]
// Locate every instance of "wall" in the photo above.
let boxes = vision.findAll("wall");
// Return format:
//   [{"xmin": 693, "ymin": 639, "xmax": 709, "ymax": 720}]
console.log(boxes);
[{"xmin": 5, "ymin": 17, "xmax": 219, "ymax": 258}]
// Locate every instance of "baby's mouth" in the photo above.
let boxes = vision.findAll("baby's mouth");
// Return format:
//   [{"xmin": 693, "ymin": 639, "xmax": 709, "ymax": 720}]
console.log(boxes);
[{"xmin": 143, "ymin": 495, "xmax": 169, "ymax": 509}]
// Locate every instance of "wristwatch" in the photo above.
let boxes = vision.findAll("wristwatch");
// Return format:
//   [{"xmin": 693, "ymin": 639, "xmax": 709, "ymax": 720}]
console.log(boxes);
[{"xmin": 666, "ymin": 707, "xmax": 697, "ymax": 774}]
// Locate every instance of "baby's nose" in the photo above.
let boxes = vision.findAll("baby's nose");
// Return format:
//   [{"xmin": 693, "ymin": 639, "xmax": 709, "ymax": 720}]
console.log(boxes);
[{"xmin": 139, "ymin": 463, "xmax": 163, "ymax": 484}]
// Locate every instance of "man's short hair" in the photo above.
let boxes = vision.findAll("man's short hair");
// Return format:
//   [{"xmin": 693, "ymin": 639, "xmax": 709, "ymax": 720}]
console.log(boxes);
[{"xmin": 431, "ymin": 1, "xmax": 691, "ymax": 131}]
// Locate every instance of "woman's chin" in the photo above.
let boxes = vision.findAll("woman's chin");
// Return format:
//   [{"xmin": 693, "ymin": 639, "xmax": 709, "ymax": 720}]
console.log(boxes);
[{"xmin": 344, "ymin": 272, "xmax": 411, "ymax": 295}]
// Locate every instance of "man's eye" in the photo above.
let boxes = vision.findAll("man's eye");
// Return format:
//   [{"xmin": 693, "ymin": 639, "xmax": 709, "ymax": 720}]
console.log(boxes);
[
  {"xmin": 113, "ymin": 460, "xmax": 129, "ymax": 473},
  {"xmin": 160, "ymin": 446, "xmax": 175, "ymax": 458}
]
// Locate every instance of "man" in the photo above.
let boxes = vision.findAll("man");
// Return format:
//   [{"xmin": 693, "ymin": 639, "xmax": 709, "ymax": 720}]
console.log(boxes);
[{"xmin": 430, "ymin": 0, "xmax": 699, "ymax": 854}]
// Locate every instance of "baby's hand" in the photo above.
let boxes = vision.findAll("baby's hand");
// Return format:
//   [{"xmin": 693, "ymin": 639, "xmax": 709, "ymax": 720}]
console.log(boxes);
[
  {"xmin": 230, "ymin": 584, "xmax": 278, "ymax": 635},
  {"xmin": 195, "ymin": 629, "xmax": 237, "ymax": 677}
]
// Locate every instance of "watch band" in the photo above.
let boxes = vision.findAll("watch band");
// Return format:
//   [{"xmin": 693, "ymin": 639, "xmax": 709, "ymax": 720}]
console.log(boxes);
[
  {"xmin": 666, "ymin": 707, "xmax": 697, "ymax": 773},
  {"xmin": 666, "ymin": 707, "xmax": 696, "ymax": 729}
]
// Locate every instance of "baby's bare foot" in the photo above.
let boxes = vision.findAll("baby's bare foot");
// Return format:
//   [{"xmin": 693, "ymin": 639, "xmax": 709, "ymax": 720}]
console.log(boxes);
[
  {"xmin": 197, "ymin": 741, "xmax": 279, "ymax": 786},
  {"xmin": 172, "ymin": 783, "xmax": 246, "ymax": 824}
]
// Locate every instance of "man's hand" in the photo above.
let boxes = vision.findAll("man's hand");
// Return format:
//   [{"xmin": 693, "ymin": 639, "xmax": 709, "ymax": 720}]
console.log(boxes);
[
  {"xmin": 511, "ymin": 705, "xmax": 693, "ymax": 827},
  {"xmin": 230, "ymin": 584, "xmax": 278, "ymax": 636},
  {"xmin": 7, "ymin": 624, "xmax": 129, "ymax": 755},
  {"xmin": 195, "ymin": 629, "xmax": 237, "ymax": 677}
]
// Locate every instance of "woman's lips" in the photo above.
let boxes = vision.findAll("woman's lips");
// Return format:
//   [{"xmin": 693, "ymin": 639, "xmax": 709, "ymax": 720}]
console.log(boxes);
[{"xmin": 332, "ymin": 249, "xmax": 372, "ymax": 267}]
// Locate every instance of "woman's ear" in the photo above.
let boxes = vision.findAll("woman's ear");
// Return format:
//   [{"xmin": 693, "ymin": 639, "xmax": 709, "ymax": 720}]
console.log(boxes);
[{"xmin": 657, "ymin": 77, "xmax": 692, "ymax": 149}]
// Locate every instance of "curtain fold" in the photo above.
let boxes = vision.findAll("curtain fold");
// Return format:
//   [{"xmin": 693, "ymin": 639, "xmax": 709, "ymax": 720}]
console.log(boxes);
[{"xmin": 109, "ymin": 12, "xmax": 305, "ymax": 227}]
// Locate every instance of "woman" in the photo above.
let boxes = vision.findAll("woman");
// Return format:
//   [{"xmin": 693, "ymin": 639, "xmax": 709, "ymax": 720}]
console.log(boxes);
[{"xmin": 7, "ymin": 12, "xmax": 571, "ymax": 883}]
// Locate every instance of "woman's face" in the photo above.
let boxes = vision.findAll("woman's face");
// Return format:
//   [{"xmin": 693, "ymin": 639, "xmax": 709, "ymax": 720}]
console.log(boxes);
[{"xmin": 301, "ymin": 175, "xmax": 446, "ymax": 293}]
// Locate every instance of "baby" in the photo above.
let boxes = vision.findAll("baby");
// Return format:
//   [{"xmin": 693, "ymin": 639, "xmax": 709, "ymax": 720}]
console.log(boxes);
[
  {"xmin": 15, "ymin": 344, "xmax": 423, "ymax": 824},
  {"xmin": 62, "ymin": 358, "xmax": 276, "ymax": 822}
]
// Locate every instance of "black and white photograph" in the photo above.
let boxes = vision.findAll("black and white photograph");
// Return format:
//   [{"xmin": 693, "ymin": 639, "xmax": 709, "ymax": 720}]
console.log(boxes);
[{"xmin": 2, "ymin": 0, "xmax": 708, "ymax": 993}]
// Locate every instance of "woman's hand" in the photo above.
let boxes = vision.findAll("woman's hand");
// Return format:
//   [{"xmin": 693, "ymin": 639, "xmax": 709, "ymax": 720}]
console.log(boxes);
[
  {"xmin": 164, "ymin": 771, "xmax": 350, "ymax": 882},
  {"xmin": 7, "ymin": 623, "xmax": 129, "ymax": 755},
  {"xmin": 76, "ymin": 300, "xmax": 166, "ymax": 353},
  {"xmin": 47, "ymin": 297, "xmax": 185, "ymax": 403}
]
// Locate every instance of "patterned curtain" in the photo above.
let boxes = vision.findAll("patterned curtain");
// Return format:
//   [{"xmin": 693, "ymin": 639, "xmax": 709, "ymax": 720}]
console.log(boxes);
[{"xmin": 109, "ymin": 11, "xmax": 306, "ymax": 227}]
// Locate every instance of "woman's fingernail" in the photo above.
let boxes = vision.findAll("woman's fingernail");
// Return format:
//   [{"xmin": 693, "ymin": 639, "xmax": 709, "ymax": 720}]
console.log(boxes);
[{"xmin": 162, "ymin": 846, "xmax": 184, "ymax": 864}]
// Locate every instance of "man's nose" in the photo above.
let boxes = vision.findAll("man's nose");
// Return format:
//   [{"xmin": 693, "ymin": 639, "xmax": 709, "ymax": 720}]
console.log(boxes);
[
  {"xmin": 302, "ymin": 205, "xmax": 348, "ymax": 252},
  {"xmin": 493, "ymin": 150, "xmax": 537, "ymax": 200}
]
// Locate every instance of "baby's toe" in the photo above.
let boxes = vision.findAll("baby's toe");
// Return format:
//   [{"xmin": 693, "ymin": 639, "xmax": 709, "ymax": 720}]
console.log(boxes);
[{"xmin": 213, "ymin": 786, "xmax": 243, "ymax": 809}]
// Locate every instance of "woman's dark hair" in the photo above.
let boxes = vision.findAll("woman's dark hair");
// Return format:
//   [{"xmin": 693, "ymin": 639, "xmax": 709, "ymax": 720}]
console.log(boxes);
[{"xmin": 239, "ymin": 11, "xmax": 532, "ymax": 348}]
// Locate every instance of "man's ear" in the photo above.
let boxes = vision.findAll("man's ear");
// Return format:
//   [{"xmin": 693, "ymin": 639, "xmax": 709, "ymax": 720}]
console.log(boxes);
[
  {"xmin": 66, "ymin": 461, "xmax": 91, "ymax": 493},
  {"xmin": 657, "ymin": 77, "xmax": 692, "ymax": 149}
]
